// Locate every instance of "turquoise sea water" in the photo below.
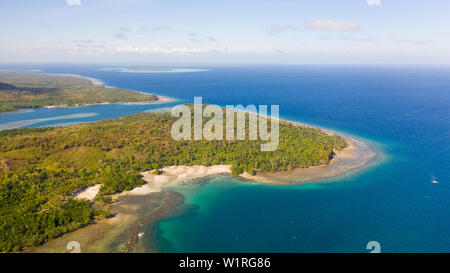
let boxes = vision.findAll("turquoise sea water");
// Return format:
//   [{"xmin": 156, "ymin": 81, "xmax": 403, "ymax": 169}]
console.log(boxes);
[{"xmin": 1, "ymin": 65, "xmax": 449, "ymax": 252}]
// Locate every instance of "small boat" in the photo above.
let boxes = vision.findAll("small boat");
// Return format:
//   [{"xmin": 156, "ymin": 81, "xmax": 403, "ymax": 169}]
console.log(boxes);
[
  {"xmin": 138, "ymin": 232, "xmax": 145, "ymax": 239},
  {"xmin": 431, "ymin": 175, "xmax": 439, "ymax": 184}
]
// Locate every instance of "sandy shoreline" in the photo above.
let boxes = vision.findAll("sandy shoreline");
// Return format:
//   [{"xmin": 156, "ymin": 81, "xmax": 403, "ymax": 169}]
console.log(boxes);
[
  {"xmin": 130, "ymin": 165, "xmax": 233, "ymax": 195},
  {"xmin": 74, "ymin": 134, "xmax": 375, "ymax": 202},
  {"xmin": 242, "ymin": 137, "xmax": 375, "ymax": 184},
  {"xmin": 126, "ymin": 135, "xmax": 374, "ymax": 195},
  {"xmin": 25, "ymin": 191, "xmax": 183, "ymax": 253},
  {"xmin": 72, "ymin": 165, "xmax": 233, "ymax": 201}
]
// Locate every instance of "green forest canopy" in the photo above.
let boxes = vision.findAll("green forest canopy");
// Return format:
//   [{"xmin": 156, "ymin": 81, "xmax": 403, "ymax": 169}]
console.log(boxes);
[{"xmin": 0, "ymin": 73, "xmax": 158, "ymax": 113}]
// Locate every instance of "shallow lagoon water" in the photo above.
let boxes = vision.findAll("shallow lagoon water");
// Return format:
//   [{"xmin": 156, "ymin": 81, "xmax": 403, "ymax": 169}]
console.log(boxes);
[
  {"xmin": 1, "ymin": 65, "xmax": 449, "ymax": 252},
  {"xmin": 0, "ymin": 101, "xmax": 181, "ymax": 129}
]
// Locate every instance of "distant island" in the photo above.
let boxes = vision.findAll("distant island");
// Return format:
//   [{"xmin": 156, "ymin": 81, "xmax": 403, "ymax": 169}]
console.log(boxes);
[
  {"xmin": 102, "ymin": 67, "xmax": 209, "ymax": 73},
  {"xmin": 0, "ymin": 109, "xmax": 350, "ymax": 252},
  {"xmin": 0, "ymin": 73, "xmax": 162, "ymax": 113}
]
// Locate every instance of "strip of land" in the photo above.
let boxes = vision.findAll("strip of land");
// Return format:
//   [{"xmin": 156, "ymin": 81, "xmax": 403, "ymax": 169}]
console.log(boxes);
[{"xmin": 0, "ymin": 72, "xmax": 172, "ymax": 113}]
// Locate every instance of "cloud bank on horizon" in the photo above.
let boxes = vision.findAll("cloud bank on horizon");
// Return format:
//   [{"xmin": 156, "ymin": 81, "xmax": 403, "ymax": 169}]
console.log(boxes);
[
  {"xmin": 66, "ymin": 0, "xmax": 81, "ymax": 6},
  {"xmin": 304, "ymin": 20, "xmax": 360, "ymax": 31},
  {"xmin": 366, "ymin": 0, "xmax": 381, "ymax": 6},
  {"xmin": 0, "ymin": 0, "xmax": 448, "ymax": 64}
]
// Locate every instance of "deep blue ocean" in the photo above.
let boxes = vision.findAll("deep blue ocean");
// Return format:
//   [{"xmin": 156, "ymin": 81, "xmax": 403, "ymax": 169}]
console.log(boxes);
[{"xmin": 1, "ymin": 65, "xmax": 449, "ymax": 252}]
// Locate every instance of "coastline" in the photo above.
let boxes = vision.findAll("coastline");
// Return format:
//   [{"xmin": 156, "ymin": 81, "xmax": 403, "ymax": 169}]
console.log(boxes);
[
  {"xmin": 40, "ymin": 73, "xmax": 105, "ymax": 86},
  {"xmin": 32, "ymin": 130, "xmax": 376, "ymax": 253},
  {"xmin": 25, "ymin": 191, "xmax": 184, "ymax": 253},
  {"xmin": 39, "ymin": 73, "xmax": 176, "ymax": 108},
  {"xmin": 130, "ymin": 135, "xmax": 375, "ymax": 191},
  {"xmin": 241, "ymin": 137, "xmax": 376, "ymax": 184},
  {"xmin": 43, "ymin": 73, "xmax": 104, "ymax": 86},
  {"xmin": 72, "ymin": 134, "xmax": 374, "ymax": 201}
]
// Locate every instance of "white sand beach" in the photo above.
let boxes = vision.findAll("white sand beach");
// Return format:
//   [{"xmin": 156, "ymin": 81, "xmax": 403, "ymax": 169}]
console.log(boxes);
[
  {"xmin": 129, "ymin": 165, "xmax": 232, "ymax": 195},
  {"xmin": 124, "ymin": 136, "xmax": 372, "ymax": 195},
  {"xmin": 74, "ymin": 184, "xmax": 101, "ymax": 201}
]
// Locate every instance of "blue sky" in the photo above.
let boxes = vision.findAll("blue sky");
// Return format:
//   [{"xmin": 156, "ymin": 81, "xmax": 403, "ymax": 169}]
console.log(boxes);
[{"xmin": 1, "ymin": 0, "xmax": 449, "ymax": 64}]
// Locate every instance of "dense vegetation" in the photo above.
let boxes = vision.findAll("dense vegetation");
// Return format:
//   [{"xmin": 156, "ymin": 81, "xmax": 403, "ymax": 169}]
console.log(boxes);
[
  {"xmin": 0, "ymin": 73, "xmax": 158, "ymax": 113},
  {"xmin": 0, "ymin": 110, "xmax": 346, "ymax": 251}
]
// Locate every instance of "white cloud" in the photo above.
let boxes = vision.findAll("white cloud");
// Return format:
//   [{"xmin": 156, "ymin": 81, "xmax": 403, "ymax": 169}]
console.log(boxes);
[
  {"xmin": 115, "ymin": 45, "xmax": 204, "ymax": 55},
  {"xmin": 305, "ymin": 20, "xmax": 360, "ymax": 31},
  {"xmin": 66, "ymin": 0, "xmax": 81, "ymax": 6},
  {"xmin": 366, "ymin": 0, "xmax": 381, "ymax": 6}
]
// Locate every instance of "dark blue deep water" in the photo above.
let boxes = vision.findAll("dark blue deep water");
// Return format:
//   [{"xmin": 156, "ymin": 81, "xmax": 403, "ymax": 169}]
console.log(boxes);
[{"xmin": 1, "ymin": 65, "xmax": 449, "ymax": 252}]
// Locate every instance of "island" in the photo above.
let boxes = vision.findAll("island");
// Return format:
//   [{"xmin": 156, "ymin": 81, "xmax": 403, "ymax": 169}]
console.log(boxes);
[
  {"xmin": 102, "ymin": 67, "xmax": 209, "ymax": 73},
  {"xmin": 0, "ymin": 73, "xmax": 162, "ymax": 113},
  {"xmin": 0, "ymin": 107, "xmax": 360, "ymax": 252}
]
